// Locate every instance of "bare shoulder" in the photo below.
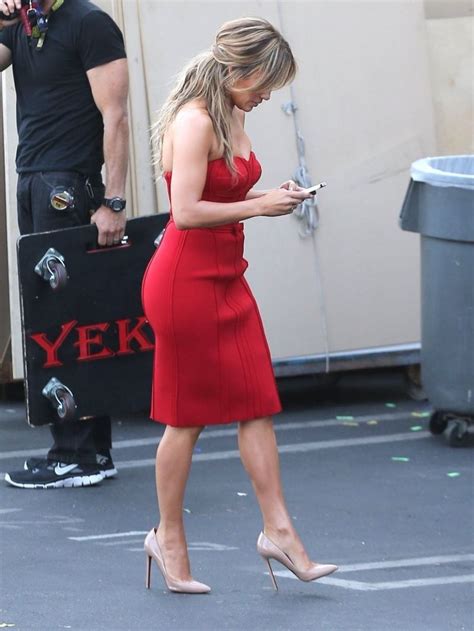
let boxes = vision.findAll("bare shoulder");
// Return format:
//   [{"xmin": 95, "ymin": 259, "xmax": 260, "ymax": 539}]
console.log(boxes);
[
  {"xmin": 171, "ymin": 103, "xmax": 216, "ymax": 156},
  {"xmin": 174, "ymin": 102, "xmax": 212, "ymax": 132}
]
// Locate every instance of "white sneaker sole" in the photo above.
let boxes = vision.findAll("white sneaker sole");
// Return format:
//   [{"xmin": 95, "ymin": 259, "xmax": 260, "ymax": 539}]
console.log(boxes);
[
  {"xmin": 4, "ymin": 472, "xmax": 104, "ymax": 489},
  {"xmin": 100, "ymin": 468, "xmax": 118, "ymax": 479}
]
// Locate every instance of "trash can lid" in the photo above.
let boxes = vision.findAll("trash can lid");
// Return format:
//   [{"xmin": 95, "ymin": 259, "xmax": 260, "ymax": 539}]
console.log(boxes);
[{"xmin": 411, "ymin": 155, "xmax": 474, "ymax": 190}]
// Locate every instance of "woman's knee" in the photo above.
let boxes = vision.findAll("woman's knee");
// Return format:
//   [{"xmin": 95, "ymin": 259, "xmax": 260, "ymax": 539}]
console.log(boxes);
[
  {"xmin": 164, "ymin": 424, "xmax": 204, "ymax": 443},
  {"xmin": 238, "ymin": 416, "xmax": 273, "ymax": 432}
]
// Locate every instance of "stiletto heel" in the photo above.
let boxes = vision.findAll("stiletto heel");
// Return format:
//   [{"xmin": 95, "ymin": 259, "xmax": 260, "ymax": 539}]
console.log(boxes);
[
  {"xmin": 145, "ymin": 554, "xmax": 152, "ymax": 589},
  {"xmin": 263, "ymin": 557, "xmax": 279, "ymax": 591},
  {"xmin": 257, "ymin": 531, "xmax": 338, "ymax": 588},
  {"xmin": 143, "ymin": 528, "xmax": 211, "ymax": 594}
]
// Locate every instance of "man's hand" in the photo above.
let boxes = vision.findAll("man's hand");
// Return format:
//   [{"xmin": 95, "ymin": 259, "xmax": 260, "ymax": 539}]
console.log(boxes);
[
  {"xmin": 0, "ymin": 0, "xmax": 21, "ymax": 28},
  {"xmin": 90, "ymin": 205, "xmax": 126, "ymax": 247}
]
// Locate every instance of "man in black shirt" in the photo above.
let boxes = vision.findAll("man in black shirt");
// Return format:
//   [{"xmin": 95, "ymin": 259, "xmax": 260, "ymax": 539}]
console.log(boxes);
[{"xmin": 0, "ymin": 0, "xmax": 129, "ymax": 488}]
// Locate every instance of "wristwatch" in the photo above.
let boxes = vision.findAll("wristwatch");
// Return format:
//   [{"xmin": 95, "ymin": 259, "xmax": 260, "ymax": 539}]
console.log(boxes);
[{"xmin": 104, "ymin": 197, "xmax": 126, "ymax": 213}]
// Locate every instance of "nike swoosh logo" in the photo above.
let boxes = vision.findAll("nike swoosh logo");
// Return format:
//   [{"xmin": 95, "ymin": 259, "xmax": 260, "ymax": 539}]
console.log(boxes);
[{"xmin": 54, "ymin": 464, "xmax": 78, "ymax": 476}]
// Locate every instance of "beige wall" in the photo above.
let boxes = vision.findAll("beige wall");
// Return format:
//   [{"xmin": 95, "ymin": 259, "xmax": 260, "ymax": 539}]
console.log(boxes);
[
  {"xmin": 2, "ymin": 0, "xmax": 470, "ymax": 378},
  {"xmin": 2, "ymin": 71, "xmax": 21, "ymax": 379},
  {"xmin": 425, "ymin": 17, "xmax": 473, "ymax": 154},
  {"xmin": 423, "ymin": 1, "xmax": 473, "ymax": 154},
  {"xmin": 0, "ymin": 82, "xmax": 11, "ymax": 380},
  {"xmin": 424, "ymin": 0, "xmax": 473, "ymax": 19},
  {"xmin": 134, "ymin": 1, "xmax": 435, "ymax": 359}
]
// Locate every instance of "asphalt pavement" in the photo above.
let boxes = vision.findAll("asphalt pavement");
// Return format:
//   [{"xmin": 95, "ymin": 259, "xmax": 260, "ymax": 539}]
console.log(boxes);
[{"xmin": 0, "ymin": 369, "xmax": 473, "ymax": 631}]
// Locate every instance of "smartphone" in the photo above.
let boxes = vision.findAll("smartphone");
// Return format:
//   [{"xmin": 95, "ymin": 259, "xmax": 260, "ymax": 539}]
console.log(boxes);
[{"xmin": 304, "ymin": 182, "xmax": 327, "ymax": 195}]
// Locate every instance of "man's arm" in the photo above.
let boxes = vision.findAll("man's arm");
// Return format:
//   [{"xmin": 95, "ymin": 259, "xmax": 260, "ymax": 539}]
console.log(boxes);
[
  {"xmin": 0, "ymin": 42, "xmax": 12, "ymax": 71},
  {"xmin": 0, "ymin": 0, "xmax": 21, "ymax": 72},
  {"xmin": 87, "ymin": 58, "xmax": 129, "ymax": 247},
  {"xmin": 0, "ymin": 0, "xmax": 20, "ymax": 69}
]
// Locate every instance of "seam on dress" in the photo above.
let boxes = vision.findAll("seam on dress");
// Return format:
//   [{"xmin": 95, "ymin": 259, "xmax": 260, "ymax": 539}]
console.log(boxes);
[
  {"xmin": 170, "ymin": 230, "xmax": 189, "ymax": 426},
  {"xmin": 234, "ymin": 233, "xmax": 262, "ymax": 418},
  {"xmin": 239, "ymin": 276, "xmax": 274, "ymax": 416},
  {"xmin": 223, "ymin": 268, "xmax": 249, "ymax": 420},
  {"xmin": 225, "ymin": 286, "xmax": 252, "ymax": 420},
  {"xmin": 141, "ymin": 250, "xmax": 157, "ymax": 418},
  {"xmin": 228, "ymin": 235, "xmax": 257, "ymax": 419},
  {"xmin": 234, "ymin": 278, "xmax": 262, "ymax": 418},
  {"xmin": 211, "ymin": 231, "xmax": 224, "ymax": 422}
]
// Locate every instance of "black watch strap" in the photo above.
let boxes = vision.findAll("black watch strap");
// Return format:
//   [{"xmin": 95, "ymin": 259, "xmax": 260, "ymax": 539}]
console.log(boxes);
[{"xmin": 104, "ymin": 197, "xmax": 126, "ymax": 213}]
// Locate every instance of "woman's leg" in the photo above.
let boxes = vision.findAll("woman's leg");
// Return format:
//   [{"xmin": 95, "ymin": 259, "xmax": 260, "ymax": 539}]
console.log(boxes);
[
  {"xmin": 155, "ymin": 424, "xmax": 203, "ymax": 580},
  {"xmin": 238, "ymin": 417, "xmax": 313, "ymax": 568}
]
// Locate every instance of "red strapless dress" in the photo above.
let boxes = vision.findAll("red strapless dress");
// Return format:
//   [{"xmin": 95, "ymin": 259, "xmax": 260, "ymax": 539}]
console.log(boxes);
[{"xmin": 141, "ymin": 152, "xmax": 282, "ymax": 427}]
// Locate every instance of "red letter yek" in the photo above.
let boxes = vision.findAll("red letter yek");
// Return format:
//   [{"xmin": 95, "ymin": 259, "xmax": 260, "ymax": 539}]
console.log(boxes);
[
  {"xmin": 74, "ymin": 322, "xmax": 114, "ymax": 361},
  {"xmin": 116, "ymin": 317, "xmax": 154, "ymax": 355},
  {"xmin": 30, "ymin": 320, "xmax": 77, "ymax": 368}
]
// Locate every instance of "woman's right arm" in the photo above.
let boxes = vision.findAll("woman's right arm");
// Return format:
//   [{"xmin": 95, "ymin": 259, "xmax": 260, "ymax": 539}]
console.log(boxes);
[{"xmin": 169, "ymin": 110, "xmax": 309, "ymax": 230}]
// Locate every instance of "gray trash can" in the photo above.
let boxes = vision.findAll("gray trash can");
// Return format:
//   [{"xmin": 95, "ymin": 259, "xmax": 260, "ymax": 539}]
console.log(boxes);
[{"xmin": 400, "ymin": 155, "xmax": 474, "ymax": 446}]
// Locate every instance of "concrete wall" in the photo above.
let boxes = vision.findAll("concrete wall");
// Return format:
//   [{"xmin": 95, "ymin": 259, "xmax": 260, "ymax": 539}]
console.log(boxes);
[
  {"xmin": 0, "ymin": 82, "xmax": 11, "ymax": 380},
  {"xmin": 424, "ymin": 13, "xmax": 473, "ymax": 154},
  {"xmin": 2, "ymin": 71, "xmax": 21, "ymax": 379},
  {"xmin": 133, "ymin": 1, "xmax": 435, "ymax": 360},
  {"xmin": 424, "ymin": 0, "xmax": 473, "ymax": 19},
  {"xmin": 3, "ymin": 0, "xmax": 470, "ymax": 378}
]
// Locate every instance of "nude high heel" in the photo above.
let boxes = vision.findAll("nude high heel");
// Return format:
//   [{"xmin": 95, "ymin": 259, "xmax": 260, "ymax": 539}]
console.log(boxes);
[
  {"xmin": 256, "ymin": 531, "xmax": 338, "ymax": 591},
  {"xmin": 144, "ymin": 528, "xmax": 211, "ymax": 594}
]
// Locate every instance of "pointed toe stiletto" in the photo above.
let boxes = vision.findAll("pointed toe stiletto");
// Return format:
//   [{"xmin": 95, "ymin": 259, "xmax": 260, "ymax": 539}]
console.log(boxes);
[
  {"xmin": 256, "ymin": 531, "xmax": 338, "ymax": 591},
  {"xmin": 144, "ymin": 529, "xmax": 211, "ymax": 594}
]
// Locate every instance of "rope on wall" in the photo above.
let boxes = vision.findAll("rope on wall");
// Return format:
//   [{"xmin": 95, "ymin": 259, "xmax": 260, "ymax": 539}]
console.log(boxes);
[
  {"xmin": 277, "ymin": 1, "xmax": 331, "ymax": 373},
  {"xmin": 281, "ymin": 95, "xmax": 320, "ymax": 237}
]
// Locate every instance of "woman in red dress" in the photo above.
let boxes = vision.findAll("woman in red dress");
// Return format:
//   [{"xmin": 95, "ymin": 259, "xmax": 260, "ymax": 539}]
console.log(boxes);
[{"xmin": 142, "ymin": 17, "xmax": 337, "ymax": 593}]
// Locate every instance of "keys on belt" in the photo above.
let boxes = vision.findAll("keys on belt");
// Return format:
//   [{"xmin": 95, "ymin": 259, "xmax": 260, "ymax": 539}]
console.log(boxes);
[{"xmin": 50, "ymin": 188, "xmax": 74, "ymax": 211}]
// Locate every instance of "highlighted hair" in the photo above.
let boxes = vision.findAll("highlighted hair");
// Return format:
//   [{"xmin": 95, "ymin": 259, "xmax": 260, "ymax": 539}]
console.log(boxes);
[{"xmin": 151, "ymin": 17, "xmax": 296, "ymax": 173}]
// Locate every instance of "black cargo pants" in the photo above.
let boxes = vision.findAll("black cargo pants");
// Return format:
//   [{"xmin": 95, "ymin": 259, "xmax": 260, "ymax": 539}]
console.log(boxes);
[{"xmin": 17, "ymin": 171, "xmax": 111, "ymax": 465}]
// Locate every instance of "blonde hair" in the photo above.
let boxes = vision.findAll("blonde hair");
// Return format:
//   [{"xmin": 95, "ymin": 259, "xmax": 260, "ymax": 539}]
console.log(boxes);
[{"xmin": 151, "ymin": 17, "xmax": 296, "ymax": 173}]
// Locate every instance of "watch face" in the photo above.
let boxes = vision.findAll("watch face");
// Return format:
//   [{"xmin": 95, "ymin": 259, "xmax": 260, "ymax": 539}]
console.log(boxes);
[{"xmin": 107, "ymin": 197, "xmax": 126, "ymax": 212}]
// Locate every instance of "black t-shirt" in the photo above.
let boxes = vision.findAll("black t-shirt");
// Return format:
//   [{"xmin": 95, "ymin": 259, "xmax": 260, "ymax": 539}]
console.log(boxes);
[{"xmin": 0, "ymin": 0, "xmax": 126, "ymax": 174}]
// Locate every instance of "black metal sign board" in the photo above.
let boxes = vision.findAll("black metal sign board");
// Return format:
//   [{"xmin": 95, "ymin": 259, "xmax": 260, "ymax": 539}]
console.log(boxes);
[{"xmin": 17, "ymin": 214, "xmax": 169, "ymax": 427}]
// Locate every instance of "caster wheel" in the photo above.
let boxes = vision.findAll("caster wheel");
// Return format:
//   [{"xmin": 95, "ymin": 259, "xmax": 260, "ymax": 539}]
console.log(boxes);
[
  {"xmin": 446, "ymin": 420, "xmax": 469, "ymax": 447},
  {"xmin": 49, "ymin": 260, "xmax": 67, "ymax": 291},
  {"xmin": 429, "ymin": 411, "xmax": 448, "ymax": 435},
  {"xmin": 405, "ymin": 365, "xmax": 428, "ymax": 402},
  {"xmin": 57, "ymin": 391, "xmax": 76, "ymax": 421}
]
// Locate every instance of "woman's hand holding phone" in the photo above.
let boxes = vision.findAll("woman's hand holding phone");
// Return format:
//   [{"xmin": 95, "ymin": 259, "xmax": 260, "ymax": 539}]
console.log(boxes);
[{"xmin": 257, "ymin": 187, "xmax": 312, "ymax": 217}]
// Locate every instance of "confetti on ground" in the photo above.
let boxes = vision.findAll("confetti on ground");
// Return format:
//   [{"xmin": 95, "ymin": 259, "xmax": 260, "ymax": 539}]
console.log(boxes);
[
  {"xmin": 183, "ymin": 508, "xmax": 191, "ymax": 514},
  {"xmin": 367, "ymin": 420, "xmax": 379, "ymax": 425},
  {"xmin": 411, "ymin": 411, "xmax": 430, "ymax": 418},
  {"xmin": 342, "ymin": 422, "xmax": 359, "ymax": 427},
  {"xmin": 410, "ymin": 426, "xmax": 423, "ymax": 432},
  {"xmin": 237, "ymin": 492, "xmax": 247, "ymax": 497},
  {"xmin": 447, "ymin": 472, "xmax": 461, "ymax": 478},
  {"xmin": 385, "ymin": 403, "xmax": 397, "ymax": 408},
  {"xmin": 336, "ymin": 416, "xmax": 355, "ymax": 421},
  {"xmin": 391, "ymin": 457, "xmax": 410, "ymax": 462},
  {"xmin": 0, "ymin": 624, "xmax": 15, "ymax": 629}
]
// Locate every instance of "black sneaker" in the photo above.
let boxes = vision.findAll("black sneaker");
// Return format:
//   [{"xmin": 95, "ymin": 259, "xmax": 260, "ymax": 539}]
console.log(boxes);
[
  {"xmin": 25, "ymin": 454, "xmax": 118, "ymax": 480},
  {"xmin": 5, "ymin": 460, "xmax": 104, "ymax": 489},
  {"xmin": 96, "ymin": 452, "xmax": 118, "ymax": 479}
]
